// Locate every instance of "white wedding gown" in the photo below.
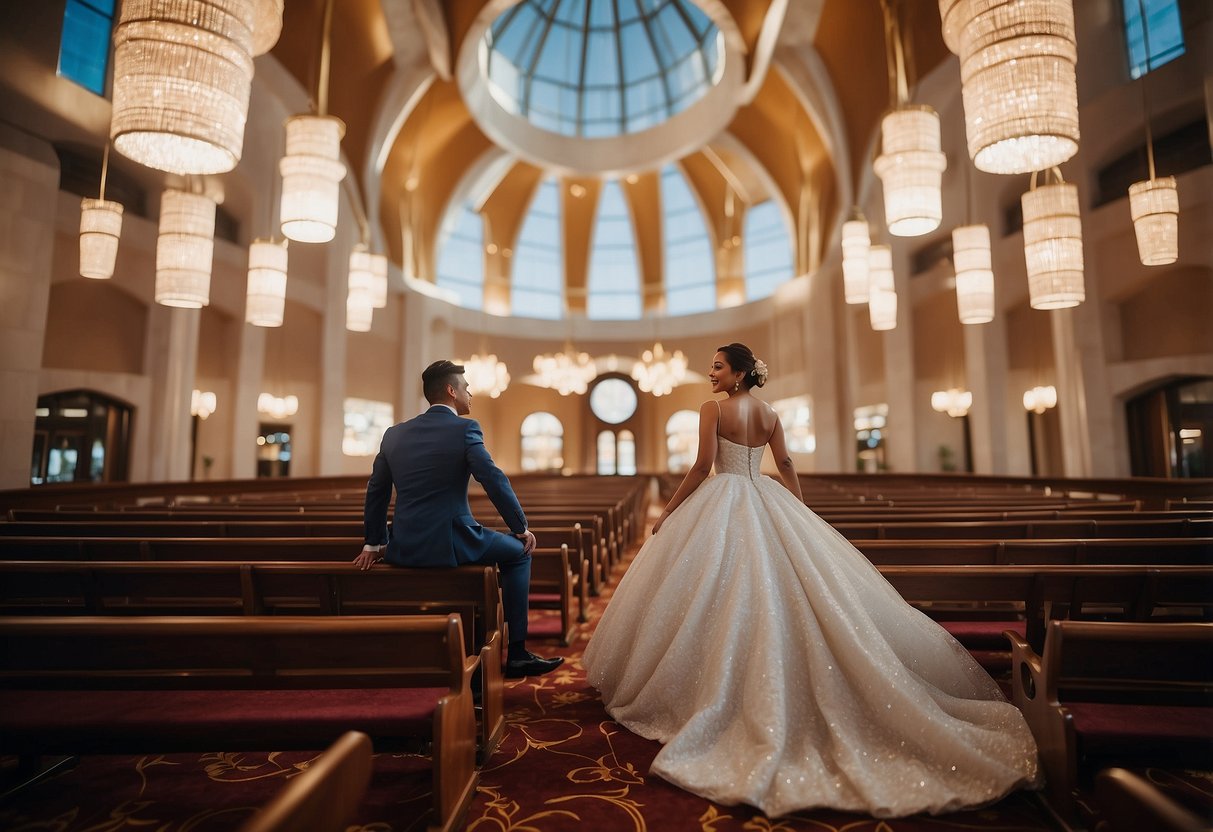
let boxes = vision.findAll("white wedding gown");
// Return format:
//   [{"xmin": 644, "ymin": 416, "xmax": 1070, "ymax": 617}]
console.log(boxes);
[{"xmin": 583, "ymin": 435, "xmax": 1042, "ymax": 818}]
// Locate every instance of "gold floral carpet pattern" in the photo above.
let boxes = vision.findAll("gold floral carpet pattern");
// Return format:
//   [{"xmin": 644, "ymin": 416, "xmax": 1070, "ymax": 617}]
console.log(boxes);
[{"xmin": 10, "ymin": 539, "xmax": 1170, "ymax": 831}]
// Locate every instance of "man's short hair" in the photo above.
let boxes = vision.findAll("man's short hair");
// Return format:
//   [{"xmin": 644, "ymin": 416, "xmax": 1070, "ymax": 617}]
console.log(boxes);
[{"xmin": 422, "ymin": 360, "xmax": 466, "ymax": 403}]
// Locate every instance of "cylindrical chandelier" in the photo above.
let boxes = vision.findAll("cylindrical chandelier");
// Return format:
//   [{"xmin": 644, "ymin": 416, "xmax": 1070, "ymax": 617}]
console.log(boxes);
[
  {"xmin": 1129, "ymin": 177, "xmax": 1179, "ymax": 266},
  {"xmin": 245, "ymin": 238, "xmax": 288, "ymax": 327},
  {"xmin": 952, "ymin": 224, "xmax": 995, "ymax": 324},
  {"xmin": 369, "ymin": 252, "xmax": 389, "ymax": 308},
  {"xmin": 873, "ymin": 106, "xmax": 947, "ymax": 237},
  {"xmin": 842, "ymin": 218, "xmax": 871, "ymax": 304},
  {"xmin": 110, "ymin": 0, "xmax": 255, "ymax": 175},
  {"xmin": 868, "ymin": 244, "xmax": 898, "ymax": 331},
  {"xmin": 279, "ymin": 115, "xmax": 347, "ymax": 243},
  {"xmin": 1022, "ymin": 172, "xmax": 1084, "ymax": 310},
  {"xmin": 79, "ymin": 198, "xmax": 124, "ymax": 279},
  {"xmin": 938, "ymin": 0, "xmax": 1080, "ymax": 175},
  {"xmin": 346, "ymin": 245, "xmax": 375, "ymax": 332},
  {"xmin": 155, "ymin": 189, "xmax": 216, "ymax": 308},
  {"xmin": 251, "ymin": 0, "xmax": 284, "ymax": 56},
  {"xmin": 346, "ymin": 293, "xmax": 374, "ymax": 332}
]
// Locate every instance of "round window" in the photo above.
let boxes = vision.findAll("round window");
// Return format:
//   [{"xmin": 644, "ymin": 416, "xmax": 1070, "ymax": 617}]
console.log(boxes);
[{"xmin": 589, "ymin": 378, "xmax": 637, "ymax": 424}]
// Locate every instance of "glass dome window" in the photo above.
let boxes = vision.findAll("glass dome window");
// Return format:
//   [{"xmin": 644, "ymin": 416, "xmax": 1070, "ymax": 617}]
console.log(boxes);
[{"xmin": 484, "ymin": 0, "xmax": 723, "ymax": 139}]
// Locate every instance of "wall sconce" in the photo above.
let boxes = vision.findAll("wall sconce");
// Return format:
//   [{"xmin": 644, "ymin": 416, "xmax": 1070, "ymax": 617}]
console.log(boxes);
[
  {"xmin": 190, "ymin": 389, "xmax": 217, "ymax": 420},
  {"xmin": 258, "ymin": 393, "xmax": 299, "ymax": 420},
  {"xmin": 1023, "ymin": 385, "xmax": 1057, "ymax": 414},
  {"xmin": 931, "ymin": 388, "xmax": 972, "ymax": 418}
]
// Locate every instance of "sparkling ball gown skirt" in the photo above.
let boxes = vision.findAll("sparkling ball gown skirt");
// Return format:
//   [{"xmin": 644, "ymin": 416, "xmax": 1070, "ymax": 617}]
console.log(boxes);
[{"xmin": 583, "ymin": 437, "xmax": 1042, "ymax": 818}]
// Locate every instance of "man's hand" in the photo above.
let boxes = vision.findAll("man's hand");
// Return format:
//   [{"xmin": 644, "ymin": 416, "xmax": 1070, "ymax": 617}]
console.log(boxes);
[
  {"xmin": 515, "ymin": 529, "xmax": 536, "ymax": 555},
  {"xmin": 354, "ymin": 544, "xmax": 383, "ymax": 571}
]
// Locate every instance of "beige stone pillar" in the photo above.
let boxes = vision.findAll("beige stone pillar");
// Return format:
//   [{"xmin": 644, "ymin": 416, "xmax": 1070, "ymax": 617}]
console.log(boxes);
[
  {"xmin": 145, "ymin": 305, "xmax": 201, "ymax": 482},
  {"xmin": 962, "ymin": 314, "xmax": 1014, "ymax": 474},
  {"xmin": 0, "ymin": 127, "xmax": 58, "ymax": 489},
  {"xmin": 1050, "ymin": 301, "xmax": 1124, "ymax": 478},
  {"xmin": 316, "ymin": 229, "xmax": 352, "ymax": 476},
  {"xmin": 805, "ymin": 261, "xmax": 846, "ymax": 471},
  {"xmin": 883, "ymin": 248, "xmax": 918, "ymax": 472},
  {"xmin": 229, "ymin": 322, "xmax": 266, "ymax": 479}
]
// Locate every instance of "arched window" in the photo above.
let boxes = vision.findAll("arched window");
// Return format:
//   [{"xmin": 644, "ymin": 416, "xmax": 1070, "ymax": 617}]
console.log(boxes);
[
  {"xmin": 521, "ymin": 411, "xmax": 564, "ymax": 472},
  {"xmin": 597, "ymin": 430, "xmax": 617, "ymax": 475},
  {"xmin": 512, "ymin": 179, "xmax": 564, "ymax": 318},
  {"xmin": 436, "ymin": 202, "xmax": 484, "ymax": 310},
  {"xmin": 617, "ymin": 429, "xmax": 636, "ymax": 476},
  {"xmin": 588, "ymin": 180, "xmax": 642, "ymax": 319},
  {"xmin": 743, "ymin": 200, "xmax": 794, "ymax": 301},
  {"xmin": 661, "ymin": 164, "xmax": 715, "ymax": 314},
  {"xmin": 665, "ymin": 409, "xmax": 699, "ymax": 473}
]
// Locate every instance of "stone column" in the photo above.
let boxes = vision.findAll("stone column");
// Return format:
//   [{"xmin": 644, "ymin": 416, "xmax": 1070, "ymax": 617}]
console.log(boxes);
[
  {"xmin": 316, "ymin": 231, "xmax": 351, "ymax": 476},
  {"xmin": 229, "ymin": 322, "xmax": 266, "ymax": 479},
  {"xmin": 805, "ymin": 261, "xmax": 846, "ymax": 471},
  {"xmin": 962, "ymin": 314, "xmax": 1014, "ymax": 474},
  {"xmin": 883, "ymin": 249, "xmax": 918, "ymax": 472},
  {"xmin": 145, "ymin": 305, "xmax": 201, "ymax": 482},
  {"xmin": 0, "ymin": 127, "xmax": 58, "ymax": 489}
]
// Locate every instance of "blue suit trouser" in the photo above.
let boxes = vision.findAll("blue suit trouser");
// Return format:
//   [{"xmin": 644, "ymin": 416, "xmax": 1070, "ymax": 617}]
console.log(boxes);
[{"xmin": 465, "ymin": 531, "xmax": 530, "ymax": 644}]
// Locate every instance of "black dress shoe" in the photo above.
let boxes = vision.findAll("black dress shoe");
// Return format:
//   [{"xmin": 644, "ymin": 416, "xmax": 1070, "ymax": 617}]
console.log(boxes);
[{"xmin": 505, "ymin": 651, "xmax": 565, "ymax": 679}]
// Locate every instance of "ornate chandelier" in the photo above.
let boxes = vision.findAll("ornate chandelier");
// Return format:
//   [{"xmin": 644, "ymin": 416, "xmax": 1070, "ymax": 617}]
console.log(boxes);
[
  {"xmin": 932, "ymin": 388, "xmax": 973, "ymax": 418},
  {"xmin": 938, "ymin": 0, "xmax": 1080, "ymax": 174},
  {"xmin": 868, "ymin": 244, "xmax": 898, "ymax": 331},
  {"xmin": 110, "ymin": 0, "xmax": 255, "ymax": 175},
  {"xmin": 155, "ymin": 189, "xmax": 216, "ymax": 308},
  {"xmin": 1023, "ymin": 385, "xmax": 1058, "ymax": 414},
  {"xmin": 841, "ymin": 217, "xmax": 871, "ymax": 304},
  {"xmin": 631, "ymin": 342, "xmax": 688, "ymax": 397},
  {"xmin": 873, "ymin": 106, "xmax": 947, "ymax": 237},
  {"xmin": 462, "ymin": 353, "xmax": 510, "ymax": 398},
  {"xmin": 245, "ymin": 238, "xmax": 288, "ymax": 327},
  {"xmin": 952, "ymin": 224, "xmax": 995, "ymax": 324},
  {"xmin": 1022, "ymin": 169, "xmax": 1084, "ymax": 310},
  {"xmin": 533, "ymin": 349, "xmax": 597, "ymax": 396}
]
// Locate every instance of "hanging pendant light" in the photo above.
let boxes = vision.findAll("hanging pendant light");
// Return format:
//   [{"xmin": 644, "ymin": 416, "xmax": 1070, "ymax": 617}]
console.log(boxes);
[
  {"xmin": 1129, "ymin": 177, "xmax": 1179, "ymax": 266},
  {"xmin": 245, "ymin": 238, "xmax": 288, "ymax": 327},
  {"xmin": 80, "ymin": 199, "xmax": 123, "ymax": 279},
  {"xmin": 931, "ymin": 388, "xmax": 973, "ymax": 418},
  {"xmin": 346, "ymin": 245, "xmax": 375, "ymax": 332},
  {"xmin": 155, "ymin": 189, "xmax": 216, "ymax": 308},
  {"xmin": 251, "ymin": 0, "xmax": 284, "ymax": 56},
  {"xmin": 346, "ymin": 293, "xmax": 374, "ymax": 332},
  {"xmin": 874, "ymin": 106, "xmax": 947, "ymax": 237},
  {"xmin": 279, "ymin": 115, "xmax": 347, "ymax": 243},
  {"xmin": 110, "ymin": 0, "xmax": 255, "ymax": 175},
  {"xmin": 868, "ymin": 244, "xmax": 898, "ymax": 331},
  {"xmin": 1022, "ymin": 169, "xmax": 1084, "ymax": 310},
  {"xmin": 842, "ymin": 217, "xmax": 871, "ymax": 304},
  {"xmin": 938, "ymin": 0, "xmax": 1080, "ymax": 174},
  {"xmin": 952, "ymin": 224, "xmax": 995, "ymax": 324},
  {"xmin": 1023, "ymin": 385, "xmax": 1058, "ymax": 414}
]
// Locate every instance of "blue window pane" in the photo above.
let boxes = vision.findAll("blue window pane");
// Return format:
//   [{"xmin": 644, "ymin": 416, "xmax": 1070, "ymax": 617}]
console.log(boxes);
[
  {"xmin": 744, "ymin": 201, "xmax": 794, "ymax": 301},
  {"xmin": 1123, "ymin": 0, "xmax": 1185, "ymax": 79},
  {"xmin": 588, "ymin": 181, "xmax": 642, "ymax": 319},
  {"xmin": 436, "ymin": 204, "xmax": 484, "ymax": 310},
  {"xmin": 58, "ymin": 0, "xmax": 114, "ymax": 96},
  {"xmin": 660, "ymin": 164, "xmax": 716, "ymax": 312},
  {"xmin": 513, "ymin": 180, "xmax": 564, "ymax": 316}
]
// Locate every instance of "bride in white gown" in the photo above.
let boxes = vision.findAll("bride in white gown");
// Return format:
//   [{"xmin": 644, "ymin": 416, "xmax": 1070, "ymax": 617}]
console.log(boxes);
[{"xmin": 583, "ymin": 343, "xmax": 1041, "ymax": 818}]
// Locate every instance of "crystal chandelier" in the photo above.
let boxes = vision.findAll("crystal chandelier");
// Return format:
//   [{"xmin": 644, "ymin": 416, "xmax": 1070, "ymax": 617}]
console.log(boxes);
[
  {"xmin": 245, "ymin": 238, "xmax": 288, "ymax": 327},
  {"xmin": 631, "ymin": 342, "xmax": 689, "ymax": 397},
  {"xmin": 841, "ymin": 217, "xmax": 871, "ymax": 304},
  {"xmin": 952, "ymin": 224, "xmax": 995, "ymax": 324},
  {"xmin": 873, "ymin": 106, "xmax": 947, "ymax": 237},
  {"xmin": 346, "ymin": 245, "xmax": 375, "ymax": 332},
  {"xmin": 80, "ymin": 198, "xmax": 123, "ymax": 279},
  {"xmin": 280, "ymin": 115, "xmax": 347, "ymax": 243},
  {"xmin": 155, "ymin": 189, "xmax": 216, "ymax": 308},
  {"xmin": 1023, "ymin": 385, "xmax": 1058, "ymax": 414},
  {"xmin": 938, "ymin": 0, "xmax": 1080, "ymax": 174},
  {"xmin": 1022, "ymin": 169, "xmax": 1084, "ymax": 310},
  {"xmin": 462, "ymin": 353, "xmax": 510, "ymax": 398},
  {"xmin": 1129, "ymin": 177, "xmax": 1179, "ymax": 266},
  {"xmin": 251, "ymin": 0, "xmax": 284, "ymax": 56},
  {"xmin": 931, "ymin": 388, "xmax": 973, "ymax": 418},
  {"xmin": 867, "ymin": 244, "xmax": 898, "ymax": 331},
  {"xmin": 257, "ymin": 393, "xmax": 298, "ymax": 419},
  {"xmin": 110, "ymin": 0, "xmax": 255, "ymax": 175},
  {"xmin": 533, "ymin": 349, "xmax": 597, "ymax": 396}
]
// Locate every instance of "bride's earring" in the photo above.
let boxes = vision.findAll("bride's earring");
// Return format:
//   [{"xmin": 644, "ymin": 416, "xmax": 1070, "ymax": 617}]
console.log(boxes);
[{"xmin": 733, "ymin": 379, "xmax": 740, "ymax": 393}]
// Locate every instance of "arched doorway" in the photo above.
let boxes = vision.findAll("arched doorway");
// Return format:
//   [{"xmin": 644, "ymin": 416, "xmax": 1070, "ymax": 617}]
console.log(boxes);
[
  {"xmin": 32, "ymin": 390, "xmax": 132, "ymax": 484},
  {"xmin": 1126, "ymin": 377, "xmax": 1212, "ymax": 478}
]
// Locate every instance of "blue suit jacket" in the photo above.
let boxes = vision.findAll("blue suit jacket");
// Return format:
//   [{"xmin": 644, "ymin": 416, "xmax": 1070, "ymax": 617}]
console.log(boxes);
[{"xmin": 363, "ymin": 406, "xmax": 527, "ymax": 567}]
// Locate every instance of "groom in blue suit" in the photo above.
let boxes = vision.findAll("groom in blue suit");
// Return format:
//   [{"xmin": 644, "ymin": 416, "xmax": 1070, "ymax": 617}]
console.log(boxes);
[{"xmin": 355, "ymin": 359, "xmax": 563, "ymax": 678}]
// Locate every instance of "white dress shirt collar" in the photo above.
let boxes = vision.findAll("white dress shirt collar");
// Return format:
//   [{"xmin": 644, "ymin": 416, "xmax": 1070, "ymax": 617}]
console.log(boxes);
[{"xmin": 430, "ymin": 403, "xmax": 458, "ymax": 416}]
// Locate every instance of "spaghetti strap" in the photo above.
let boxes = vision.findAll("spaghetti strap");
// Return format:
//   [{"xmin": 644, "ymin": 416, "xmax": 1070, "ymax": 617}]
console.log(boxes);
[{"xmin": 712, "ymin": 399, "xmax": 721, "ymax": 436}]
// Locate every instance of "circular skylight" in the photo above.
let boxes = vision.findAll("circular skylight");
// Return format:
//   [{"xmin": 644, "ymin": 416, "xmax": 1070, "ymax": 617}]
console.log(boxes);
[{"xmin": 483, "ymin": 0, "xmax": 723, "ymax": 139}]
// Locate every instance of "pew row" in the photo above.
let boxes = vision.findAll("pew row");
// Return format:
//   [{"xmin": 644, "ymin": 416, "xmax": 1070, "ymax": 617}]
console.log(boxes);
[
  {"xmin": 0, "ymin": 615, "xmax": 479, "ymax": 832},
  {"xmin": 1007, "ymin": 620, "xmax": 1213, "ymax": 820}
]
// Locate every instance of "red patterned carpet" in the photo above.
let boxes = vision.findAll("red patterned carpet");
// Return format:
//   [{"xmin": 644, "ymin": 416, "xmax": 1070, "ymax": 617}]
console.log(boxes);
[{"xmin": 0, "ymin": 537, "xmax": 1094, "ymax": 832}]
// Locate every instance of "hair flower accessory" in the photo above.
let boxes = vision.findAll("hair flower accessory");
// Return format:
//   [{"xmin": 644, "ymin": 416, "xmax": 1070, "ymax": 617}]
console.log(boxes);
[{"xmin": 751, "ymin": 359, "xmax": 768, "ymax": 383}]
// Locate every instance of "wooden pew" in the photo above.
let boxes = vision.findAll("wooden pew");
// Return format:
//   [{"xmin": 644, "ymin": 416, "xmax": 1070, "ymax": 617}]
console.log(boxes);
[
  {"xmin": 0, "ymin": 561, "xmax": 507, "ymax": 755},
  {"xmin": 1006, "ymin": 620, "xmax": 1213, "ymax": 819},
  {"xmin": 855, "ymin": 538, "xmax": 1213, "ymax": 566},
  {"xmin": 0, "ymin": 615, "xmax": 479, "ymax": 832},
  {"xmin": 238, "ymin": 731, "xmax": 373, "ymax": 832}
]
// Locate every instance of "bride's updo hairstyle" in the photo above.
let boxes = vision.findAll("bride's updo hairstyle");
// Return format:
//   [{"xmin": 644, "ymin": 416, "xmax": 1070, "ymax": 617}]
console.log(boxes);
[{"xmin": 717, "ymin": 342, "xmax": 768, "ymax": 389}]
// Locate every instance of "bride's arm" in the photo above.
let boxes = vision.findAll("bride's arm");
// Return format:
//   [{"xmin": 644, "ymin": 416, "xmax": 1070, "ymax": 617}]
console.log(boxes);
[
  {"xmin": 767, "ymin": 418, "xmax": 804, "ymax": 502},
  {"xmin": 653, "ymin": 400, "xmax": 719, "ymax": 534}
]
